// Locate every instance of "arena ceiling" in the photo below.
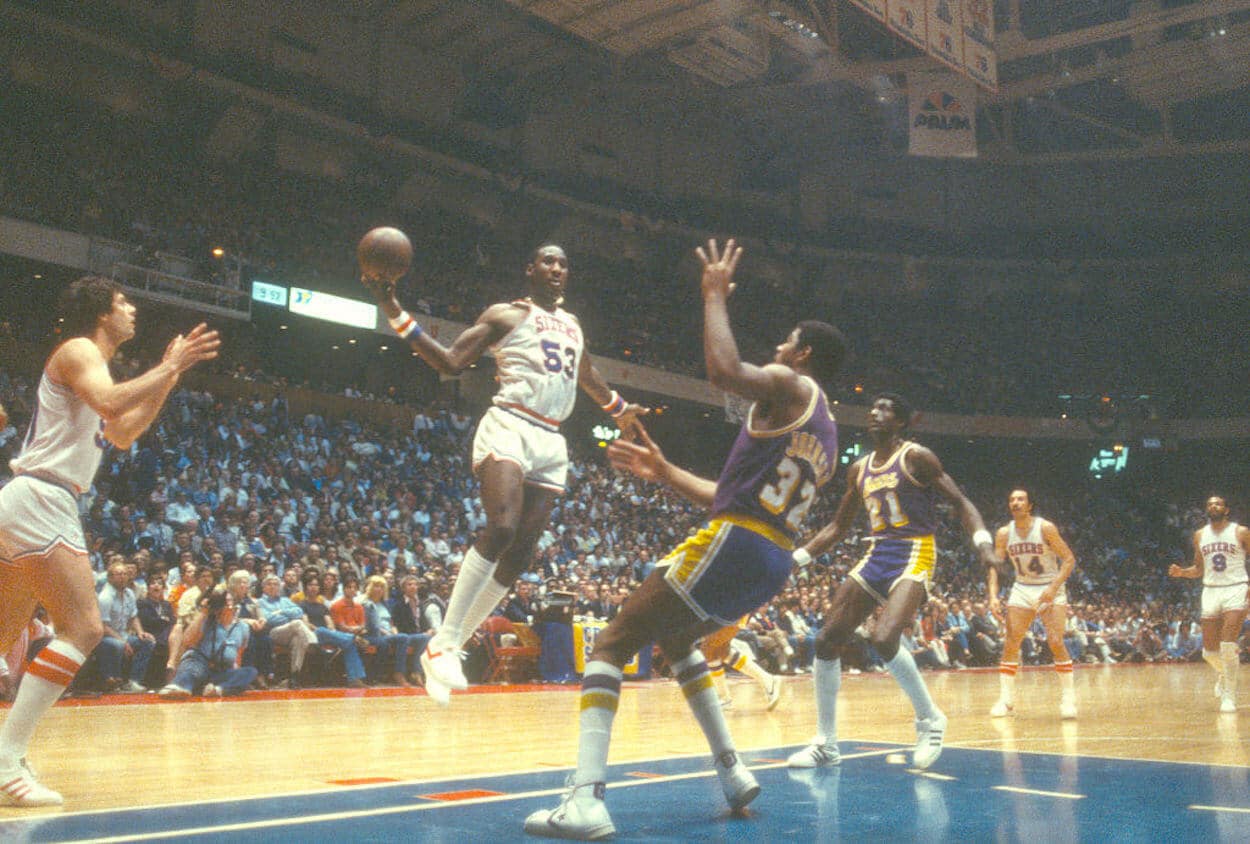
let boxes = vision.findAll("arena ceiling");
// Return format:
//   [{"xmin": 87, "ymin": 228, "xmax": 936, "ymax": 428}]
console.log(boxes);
[{"xmin": 413, "ymin": 0, "xmax": 1250, "ymax": 161}]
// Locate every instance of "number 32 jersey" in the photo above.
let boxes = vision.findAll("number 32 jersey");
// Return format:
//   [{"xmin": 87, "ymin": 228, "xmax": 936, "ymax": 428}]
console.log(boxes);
[
  {"xmin": 710, "ymin": 378, "xmax": 838, "ymax": 544},
  {"xmin": 491, "ymin": 301, "xmax": 583, "ymax": 426}
]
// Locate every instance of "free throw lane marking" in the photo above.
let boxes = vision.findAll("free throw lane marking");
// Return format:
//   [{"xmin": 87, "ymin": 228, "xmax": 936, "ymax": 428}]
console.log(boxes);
[
  {"xmin": 1190, "ymin": 804, "xmax": 1250, "ymax": 814},
  {"xmin": 993, "ymin": 786, "xmax": 1084, "ymax": 799}
]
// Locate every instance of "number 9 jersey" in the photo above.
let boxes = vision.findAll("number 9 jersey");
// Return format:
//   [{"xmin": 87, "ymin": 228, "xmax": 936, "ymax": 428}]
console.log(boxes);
[{"xmin": 709, "ymin": 377, "xmax": 839, "ymax": 544}]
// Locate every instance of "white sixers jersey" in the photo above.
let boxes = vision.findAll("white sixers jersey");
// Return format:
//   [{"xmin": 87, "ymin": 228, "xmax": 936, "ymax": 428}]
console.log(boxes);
[
  {"xmin": 1006, "ymin": 517, "xmax": 1061, "ymax": 585},
  {"xmin": 1198, "ymin": 523, "xmax": 1248, "ymax": 587},
  {"xmin": 10, "ymin": 371, "xmax": 106, "ymax": 495},
  {"xmin": 490, "ymin": 302, "xmax": 583, "ymax": 427}
]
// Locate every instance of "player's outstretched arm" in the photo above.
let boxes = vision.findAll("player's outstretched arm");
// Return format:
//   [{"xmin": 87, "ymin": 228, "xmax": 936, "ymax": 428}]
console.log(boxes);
[
  {"xmin": 797, "ymin": 462, "xmax": 863, "ymax": 563},
  {"xmin": 908, "ymin": 446, "xmax": 997, "ymax": 569},
  {"xmin": 577, "ymin": 350, "xmax": 648, "ymax": 438},
  {"xmin": 364, "ymin": 274, "xmax": 508, "ymax": 376},
  {"xmin": 54, "ymin": 325, "xmax": 219, "ymax": 449},
  {"xmin": 606, "ymin": 424, "xmax": 717, "ymax": 508},
  {"xmin": 697, "ymin": 238, "xmax": 810, "ymax": 412}
]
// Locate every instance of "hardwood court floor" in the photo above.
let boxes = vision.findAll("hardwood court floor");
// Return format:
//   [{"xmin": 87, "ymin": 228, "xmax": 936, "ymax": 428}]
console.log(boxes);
[{"xmin": 2, "ymin": 661, "xmax": 1245, "ymax": 817}]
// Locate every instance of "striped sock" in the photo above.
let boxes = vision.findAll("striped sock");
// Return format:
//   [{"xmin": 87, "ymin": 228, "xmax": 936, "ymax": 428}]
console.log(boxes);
[
  {"xmin": 729, "ymin": 642, "xmax": 773, "ymax": 692},
  {"xmin": 0, "ymin": 639, "xmax": 85, "ymax": 766},
  {"xmin": 999, "ymin": 661, "xmax": 1018, "ymax": 704},
  {"xmin": 672, "ymin": 650, "xmax": 734, "ymax": 760},
  {"xmin": 1054, "ymin": 660, "xmax": 1074, "ymax": 693},
  {"xmin": 574, "ymin": 661, "xmax": 623, "ymax": 787}
]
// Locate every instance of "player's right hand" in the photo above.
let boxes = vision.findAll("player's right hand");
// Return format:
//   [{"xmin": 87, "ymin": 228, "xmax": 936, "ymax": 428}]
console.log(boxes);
[
  {"xmin": 163, "ymin": 323, "xmax": 221, "ymax": 375},
  {"xmin": 606, "ymin": 424, "xmax": 668, "ymax": 484},
  {"xmin": 360, "ymin": 273, "xmax": 397, "ymax": 304}
]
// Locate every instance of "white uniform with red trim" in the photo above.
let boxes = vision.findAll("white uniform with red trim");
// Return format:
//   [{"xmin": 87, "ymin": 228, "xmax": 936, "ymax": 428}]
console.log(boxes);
[
  {"xmin": 1, "ymin": 369, "xmax": 106, "ymax": 559},
  {"xmin": 1005, "ymin": 517, "xmax": 1067, "ymax": 610},
  {"xmin": 1197, "ymin": 522, "xmax": 1248, "ymax": 618},
  {"xmin": 471, "ymin": 301, "xmax": 583, "ymax": 492}
]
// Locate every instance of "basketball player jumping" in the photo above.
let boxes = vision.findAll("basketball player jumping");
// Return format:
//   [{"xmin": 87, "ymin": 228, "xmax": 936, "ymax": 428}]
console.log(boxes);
[
  {"xmin": 786, "ymin": 393, "xmax": 998, "ymax": 772},
  {"xmin": 1169, "ymin": 495, "xmax": 1249, "ymax": 713},
  {"xmin": 362, "ymin": 244, "xmax": 646, "ymax": 706},
  {"xmin": 0, "ymin": 277, "xmax": 219, "ymax": 806},
  {"xmin": 988, "ymin": 489, "xmax": 1079, "ymax": 719},
  {"xmin": 524, "ymin": 238, "xmax": 846, "ymax": 839}
]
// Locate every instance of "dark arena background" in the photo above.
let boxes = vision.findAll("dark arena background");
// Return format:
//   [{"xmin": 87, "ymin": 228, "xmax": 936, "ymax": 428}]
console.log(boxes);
[{"xmin": 0, "ymin": 1, "xmax": 1249, "ymax": 840}]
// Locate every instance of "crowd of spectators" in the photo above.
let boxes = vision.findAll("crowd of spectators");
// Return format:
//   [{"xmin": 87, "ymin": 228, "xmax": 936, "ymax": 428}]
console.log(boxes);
[
  {"xmin": 0, "ymin": 362, "xmax": 1244, "ymax": 700},
  {"xmin": 4, "ymin": 87, "xmax": 1250, "ymax": 417}
]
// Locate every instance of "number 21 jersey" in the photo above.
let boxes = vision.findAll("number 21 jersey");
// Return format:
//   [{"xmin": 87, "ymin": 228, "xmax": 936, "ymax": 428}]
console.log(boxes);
[
  {"xmin": 857, "ymin": 442, "xmax": 938, "ymax": 540},
  {"xmin": 491, "ymin": 302, "xmax": 584, "ymax": 426}
]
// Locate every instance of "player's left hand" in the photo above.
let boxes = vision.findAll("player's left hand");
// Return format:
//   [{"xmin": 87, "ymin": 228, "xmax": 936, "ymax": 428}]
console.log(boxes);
[
  {"xmin": 696, "ymin": 238, "xmax": 742, "ymax": 299},
  {"xmin": 360, "ymin": 273, "xmax": 398, "ymax": 304}
]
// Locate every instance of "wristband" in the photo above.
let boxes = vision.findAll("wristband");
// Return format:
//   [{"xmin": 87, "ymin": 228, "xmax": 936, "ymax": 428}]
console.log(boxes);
[
  {"xmin": 972, "ymin": 529, "xmax": 993, "ymax": 548},
  {"xmin": 600, "ymin": 390, "xmax": 627, "ymax": 418},
  {"xmin": 792, "ymin": 547, "xmax": 812, "ymax": 567},
  {"xmin": 388, "ymin": 310, "xmax": 423, "ymax": 340}
]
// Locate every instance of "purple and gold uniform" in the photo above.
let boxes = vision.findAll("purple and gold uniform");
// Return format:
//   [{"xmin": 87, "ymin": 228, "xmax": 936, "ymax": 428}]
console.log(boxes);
[
  {"xmin": 849, "ymin": 441, "xmax": 938, "ymax": 603},
  {"xmin": 662, "ymin": 378, "xmax": 838, "ymax": 625}
]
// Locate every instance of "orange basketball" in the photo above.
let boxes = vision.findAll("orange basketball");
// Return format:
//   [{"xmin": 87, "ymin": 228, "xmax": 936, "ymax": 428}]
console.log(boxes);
[{"xmin": 357, "ymin": 227, "xmax": 412, "ymax": 282}]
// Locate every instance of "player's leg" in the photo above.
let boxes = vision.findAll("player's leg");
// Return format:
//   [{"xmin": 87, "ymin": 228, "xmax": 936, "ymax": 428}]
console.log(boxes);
[
  {"xmin": 993, "ymin": 605, "xmax": 1033, "ymax": 716},
  {"xmin": 727, "ymin": 639, "xmax": 781, "ymax": 709},
  {"xmin": 872, "ymin": 580, "xmax": 945, "ymax": 769},
  {"xmin": 1218, "ymin": 603, "xmax": 1246, "ymax": 712},
  {"xmin": 0, "ymin": 547, "xmax": 103, "ymax": 806},
  {"xmin": 1200, "ymin": 585, "xmax": 1227, "ymax": 700},
  {"xmin": 700, "ymin": 625, "xmax": 737, "ymax": 707},
  {"xmin": 525, "ymin": 570, "xmax": 700, "ymax": 840},
  {"xmin": 788, "ymin": 577, "xmax": 876, "ymax": 768},
  {"xmin": 423, "ymin": 455, "xmax": 525, "ymax": 702},
  {"xmin": 1040, "ymin": 602, "xmax": 1076, "ymax": 718}
]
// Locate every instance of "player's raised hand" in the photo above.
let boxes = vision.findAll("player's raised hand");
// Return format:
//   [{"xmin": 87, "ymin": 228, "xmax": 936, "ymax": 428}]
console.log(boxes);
[
  {"xmin": 163, "ymin": 323, "xmax": 220, "ymax": 374},
  {"xmin": 360, "ymin": 273, "xmax": 398, "ymax": 305},
  {"xmin": 606, "ymin": 424, "xmax": 669, "ymax": 484},
  {"xmin": 696, "ymin": 238, "xmax": 743, "ymax": 300}
]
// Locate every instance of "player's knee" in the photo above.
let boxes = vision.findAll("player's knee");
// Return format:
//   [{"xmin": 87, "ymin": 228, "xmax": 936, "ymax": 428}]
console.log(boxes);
[
  {"xmin": 815, "ymin": 625, "xmax": 847, "ymax": 660},
  {"xmin": 76, "ymin": 618, "xmax": 105, "ymax": 652},
  {"xmin": 869, "ymin": 629, "xmax": 901, "ymax": 661}
]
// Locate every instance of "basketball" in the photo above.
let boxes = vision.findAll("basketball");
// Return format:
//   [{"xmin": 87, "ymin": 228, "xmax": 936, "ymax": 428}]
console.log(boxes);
[{"xmin": 357, "ymin": 227, "xmax": 412, "ymax": 282}]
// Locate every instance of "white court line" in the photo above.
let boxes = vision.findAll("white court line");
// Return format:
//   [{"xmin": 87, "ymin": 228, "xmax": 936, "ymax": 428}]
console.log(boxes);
[
  {"xmin": 61, "ymin": 748, "xmax": 902, "ymax": 843},
  {"xmin": 1190, "ymin": 804, "xmax": 1250, "ymax": 814},
  {"xmin": 910, "ymin": 770, "xmax": 957, "ymax": 781},
  {"xmin": 993, "ymin": 785, "xmax": 1084, "ymax": 800}
]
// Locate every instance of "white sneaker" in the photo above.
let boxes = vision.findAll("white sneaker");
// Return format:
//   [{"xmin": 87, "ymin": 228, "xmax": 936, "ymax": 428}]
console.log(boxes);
[
  {"xmin": 420, "ymin": 641, "xmax": 466, "ymax": 707},
  {"xmin": 0, "ymin": 758, "xmax": 63, "ymax": 807},
  {"xmin": 989, "ymin": 699, "xmax": 1014, "ymax": 718},
  {"xmin": 119, "ymin": 680, "xmax": 146, "ymax": 694},
  {"xmin": 786, "ymin": 742, "xmax": 840, "ymax": 769},
  {"xmin": 913, "ymin": 710, "xmax": 947, "ymax": 770},
  {"xmin": 764, "ymin": 675, "xmax": 782, "ymax": 711},
  {"xmin": 1060, "ymin": 693, "xmax": 1077, "ymax": 720},
  {"xmin": 524, "ymin": 781, "xmax": 615, "ymax": 840},
  {"xmin": 1220, "ymin": 694, "xmax": 1237, "ymax": 714},
  {"xmin": 158, "ymin": 684, "xmax": 191, "ymax": 699},
  {"xmin": 716, "ymin": 751, "xmax": 760, "ymax": 810}
]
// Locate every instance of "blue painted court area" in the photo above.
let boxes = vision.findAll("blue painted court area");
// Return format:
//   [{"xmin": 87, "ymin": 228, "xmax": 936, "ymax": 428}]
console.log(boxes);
[{"xmin": 3, "ymin": 743, "xmax": 1248, "ymax": 842}]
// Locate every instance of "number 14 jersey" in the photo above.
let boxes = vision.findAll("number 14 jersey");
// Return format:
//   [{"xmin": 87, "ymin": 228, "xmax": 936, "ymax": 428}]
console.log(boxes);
[
  {"xmin": 491, "ymin": 301, "xmax": 584, "ymax": 427},
  {"xmin": 1006, "ymin": 516, "xmax": 1061, "ymax": 585}
]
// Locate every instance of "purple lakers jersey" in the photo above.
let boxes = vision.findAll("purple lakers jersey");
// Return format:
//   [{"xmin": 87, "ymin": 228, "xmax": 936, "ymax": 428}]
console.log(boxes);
[
  {"xmin": 857, "ymin": 441, "xmax": 938, "ymax": 539},
  {"xmin": 710, "ymin": 378, "xmax": 839, "ymax": 542}
]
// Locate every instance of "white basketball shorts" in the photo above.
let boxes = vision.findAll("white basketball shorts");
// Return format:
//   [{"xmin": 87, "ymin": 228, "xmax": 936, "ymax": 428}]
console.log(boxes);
[
  {"xmin": 1007, "ymin": 580, "xmax": 1068, "ymax": 611},
  {"xmin": 1201, "ymin": 583, "xmax": 1249, "ymax": 619},
  {"xmin": 471, "ymin": 406, "xmax": 568, "ymax": 492},
  {"xmin": 0, "ymin": 475, "xmax": 87, "ymax": 563}
]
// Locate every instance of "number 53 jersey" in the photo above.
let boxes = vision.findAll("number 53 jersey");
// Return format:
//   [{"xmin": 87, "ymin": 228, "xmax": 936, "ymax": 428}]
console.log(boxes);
[
  {"xmin": 491, "ymin": 301, "xmax": 583, "ymax": 427},
  {"xmin": 709, "ymin": 377, "xmax": 839, "ymax": 544}
]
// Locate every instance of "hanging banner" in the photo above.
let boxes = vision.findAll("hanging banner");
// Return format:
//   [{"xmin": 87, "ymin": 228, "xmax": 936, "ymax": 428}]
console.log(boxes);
[
  {"xmin": 887, "ymin": 0, "xmax": 928, "ymax": 50},
  {"xmin": 925, "ymin": 0, "xmax": 965, "ymax": 72},
  {"xmin": 960, "ymin": 0, "xmax": 998, "ymax": 89},
  {"xmin": 908, "ymin": 71, "xmax": 978, "ymax": 158}
]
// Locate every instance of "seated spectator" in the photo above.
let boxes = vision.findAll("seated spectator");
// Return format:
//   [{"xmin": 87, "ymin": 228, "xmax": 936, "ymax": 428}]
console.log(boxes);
[
  {"xmin": 389, "ymin": 575, "xmax": 423, "ymax": 635},
  {"xmin": 136, "ymin": 576, "xmax": 176, "ymax": 686},
  {"xmin": 257, "ymin": 574, "xmax": 319, "ymax": 688},
  {"xmin": 967, "ymin": 602, "xmax": 1002, "ymax": 666},
  {"xmin": 901, "ymin": 622, "xmax": 944, "ymax": 671},
  {"xmin": 299, "ymin": 570, "xmax": 367, "ymax": 688},
  {"xmin": 228, "ymin": 570, "xmax": 272, "ymax": 688},
  {"xmin": 159, "ymin": 588, "xmax": 257, "ymax": 697},
  {"xmin": 362, "ymin": 575, "xmax": 426, "ymax": 687},
  {"xmin": 94, "ymin": 559, "xmax": 156, "ymax": 693},
  {"xmin": 503, "ymin": 580, "xmax": 538, "ymax": 625}
]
